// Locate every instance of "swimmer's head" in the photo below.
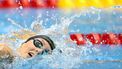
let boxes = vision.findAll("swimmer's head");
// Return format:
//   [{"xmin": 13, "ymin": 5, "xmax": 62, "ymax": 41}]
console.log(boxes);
[{"xmin": 17, "ymin": 35, "xmax": 55, "ymax": 58}]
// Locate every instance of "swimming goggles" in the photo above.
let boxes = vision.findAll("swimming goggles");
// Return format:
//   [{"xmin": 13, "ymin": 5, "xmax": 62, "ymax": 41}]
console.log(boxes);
[{"xmin": 33, "ymin": 39, "xmax": 49, "ymax": 55}]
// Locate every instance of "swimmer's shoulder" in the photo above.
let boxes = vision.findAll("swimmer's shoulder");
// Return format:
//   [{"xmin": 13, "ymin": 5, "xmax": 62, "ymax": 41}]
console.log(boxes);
[
  {"xmin": 0, "ymin": 43, "xmax": 12, "ymax": 52},
  {"xmin": 0, "ymin": 43, "xmax": 14, "ymax": 62},
  {"xmin": 0, "ymin": 43, "xmax": 13, "ymax": 55}
]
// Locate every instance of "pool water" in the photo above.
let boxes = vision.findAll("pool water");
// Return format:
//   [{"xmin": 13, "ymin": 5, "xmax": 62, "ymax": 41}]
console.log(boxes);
[{"xmin": 0, "ymin": 8, "xmax": 122, "ymax": 69}]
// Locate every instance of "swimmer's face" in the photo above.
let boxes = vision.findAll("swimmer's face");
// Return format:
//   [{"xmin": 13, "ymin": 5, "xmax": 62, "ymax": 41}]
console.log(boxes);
[{"xmin": 17, "ymin": 38, "xmax": 52, "ymax": 58}]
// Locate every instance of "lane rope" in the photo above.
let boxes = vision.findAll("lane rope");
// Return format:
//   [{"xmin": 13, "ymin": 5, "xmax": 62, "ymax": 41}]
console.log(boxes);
[
  {"xmin": 81, "ymin": 59, "xmax": 122, "ymax": 63},
  {"xmin": 0, "ymin": 0, "xmax": 122, "ymax": 8},
  {"xmin": 70, "ymin": 33, "xmax": 122, "ymax": 45}
]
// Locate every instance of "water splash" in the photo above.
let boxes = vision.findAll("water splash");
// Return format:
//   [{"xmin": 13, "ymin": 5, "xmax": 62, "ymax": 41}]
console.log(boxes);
[{"xmin": 0, "ymin": 8, "xmax": 122, "ymax": 69}]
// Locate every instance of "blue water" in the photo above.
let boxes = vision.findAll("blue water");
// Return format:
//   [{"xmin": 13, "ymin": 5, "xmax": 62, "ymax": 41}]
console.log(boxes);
[{"xmin": 0, "ymin": 8, "xmax": 122, "ymax": 69}]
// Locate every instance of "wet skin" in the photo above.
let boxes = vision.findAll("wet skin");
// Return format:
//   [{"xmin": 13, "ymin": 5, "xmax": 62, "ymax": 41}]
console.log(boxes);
[{"xmin": 17, "ymin": 38, "xmax": 52, "ymax": 58}]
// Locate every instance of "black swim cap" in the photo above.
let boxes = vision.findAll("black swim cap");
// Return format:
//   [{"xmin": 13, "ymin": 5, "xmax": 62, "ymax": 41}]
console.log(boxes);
[{"xmin": 25, "ymin": 35, "xmax": 55, "ymax": 50}]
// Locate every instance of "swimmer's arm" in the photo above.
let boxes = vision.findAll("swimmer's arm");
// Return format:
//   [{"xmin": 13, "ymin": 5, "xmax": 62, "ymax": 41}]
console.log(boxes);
[
  {"xmin": 0, "ymin": 43, "xmax": 6, "ymax": 51},
  {"xmin": 0, "ymin": 43, "xmax": 14, "ymax": 63},
  {"xmin": 0, "ymin": 43, "xmax": 13, "ymax": 56}
]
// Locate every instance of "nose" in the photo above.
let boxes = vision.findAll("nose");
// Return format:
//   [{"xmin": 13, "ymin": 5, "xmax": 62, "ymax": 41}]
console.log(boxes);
[
  {"xmin": 28, "ymin": 49, "xmax": 43, "ymax": 57},
  {"xmin": 35, "ymin": 49, "xmax": 39, "ymax": 53},
  {"xmin": 35, "ymin": 49, "xmax": 44, "ymax": 55},
  {"xmin": 34, "ymin": 49, "xmax": 42, "ymax": 55}
]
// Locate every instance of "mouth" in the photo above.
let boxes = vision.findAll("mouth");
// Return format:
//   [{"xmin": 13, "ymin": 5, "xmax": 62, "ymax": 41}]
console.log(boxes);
[{"xmin": 28, "ymin": 52, "xmax": 34, "ymax": 57}]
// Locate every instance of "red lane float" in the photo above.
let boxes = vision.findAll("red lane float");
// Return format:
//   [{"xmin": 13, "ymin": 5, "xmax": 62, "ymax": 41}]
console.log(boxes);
[
  {"xmin": 86, "ymin": 33, "xmax": 101, "ymax": 44},
  {"xmin": 0, "ymin": 0, "xmax": 57, "ymax": 8},
  {"xmin": 70, "ymin": 33, "xmax": 122, "ymax": 45},
  {"xmin": 70, "ymin": 34, "xmax": 86, "ymax": 45},
  {"xmin": 30, "ymin": 0, "xmax": 45, "ymax": 8},
  {"xmin": 19, "ymin": 0, "xmax": 46, "ymax": 8},
  {"xmin": 118, "ymin": 34, "xmax": 122, "ymax": 44},
  {"xmin": 101, "ymin": 33, "xmax": 120, "ymax": 45},
  {"xmin": 20, "ymin": 0, "xmax": 30, "ymax": 8},
  {"xmin": 46, "ymin": 0, "xmax": 57, "ymax": 8},
  {"xmin": 0, "ymin": 0, "xmax": 18, "ymax": 8}
]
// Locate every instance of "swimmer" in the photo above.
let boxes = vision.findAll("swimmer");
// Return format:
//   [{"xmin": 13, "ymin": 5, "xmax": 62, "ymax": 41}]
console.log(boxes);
[{"xmin": 0, "ymin": 35, "xmax": 55, "ymax": 63}]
